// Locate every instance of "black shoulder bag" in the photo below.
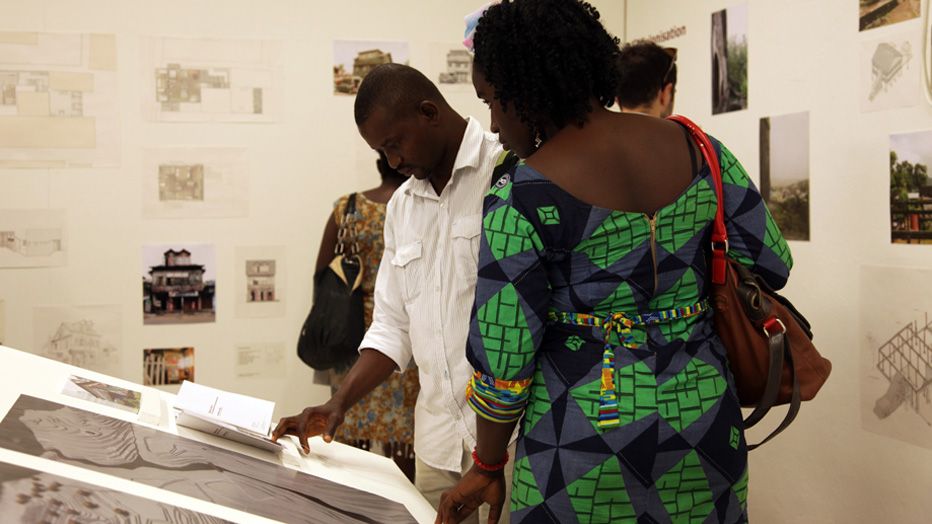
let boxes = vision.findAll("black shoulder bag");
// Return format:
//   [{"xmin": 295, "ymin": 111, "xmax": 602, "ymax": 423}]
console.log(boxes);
[{"xmin": 297, "ymin": 193, "xmax": 366, "ymax": 372}]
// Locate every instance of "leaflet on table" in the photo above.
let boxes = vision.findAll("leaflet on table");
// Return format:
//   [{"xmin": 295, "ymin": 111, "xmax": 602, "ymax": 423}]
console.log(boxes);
[{"xmin": 174, "ymin": 380, "xmax": 274, "ymax": 435}]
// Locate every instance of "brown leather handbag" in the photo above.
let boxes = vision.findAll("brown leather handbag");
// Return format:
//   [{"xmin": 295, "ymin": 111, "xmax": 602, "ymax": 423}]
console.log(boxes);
[{"xmin": 669, "ymin": 115, "xmax": 832, "ymax": 449}]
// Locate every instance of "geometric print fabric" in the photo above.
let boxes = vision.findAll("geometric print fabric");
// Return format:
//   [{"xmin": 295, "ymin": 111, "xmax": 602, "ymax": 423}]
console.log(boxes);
[{"xmin": 466, "ymin": 134, "xmax": 792, "ymax": 523}]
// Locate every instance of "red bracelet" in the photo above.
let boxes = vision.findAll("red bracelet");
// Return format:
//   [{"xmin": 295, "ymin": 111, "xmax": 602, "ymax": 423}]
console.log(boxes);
[{"xmin": 471, "ymin": 447, "xmax": 509, "ymax": 472}]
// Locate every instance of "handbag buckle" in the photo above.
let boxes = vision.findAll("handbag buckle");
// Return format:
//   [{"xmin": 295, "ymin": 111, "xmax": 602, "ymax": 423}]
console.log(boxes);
[
  {"xmin": 762, "ymin": 317, "xmax": 786, "ymax": 338},
  {"xmin": 711, "ymin": 239, "xmax": 729, "ymax": 252}
]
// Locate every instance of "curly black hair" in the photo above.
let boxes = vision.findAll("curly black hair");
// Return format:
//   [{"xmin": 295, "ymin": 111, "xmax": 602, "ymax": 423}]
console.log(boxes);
[{"xmin": 472, "ymin": 0, "xmax": 620, "ymax": 140}]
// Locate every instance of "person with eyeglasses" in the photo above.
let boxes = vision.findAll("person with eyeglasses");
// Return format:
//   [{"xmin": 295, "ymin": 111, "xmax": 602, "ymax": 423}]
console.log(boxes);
[{"xmin": 616, "ymin": 40, "xmax": 678, "ymax": 118}]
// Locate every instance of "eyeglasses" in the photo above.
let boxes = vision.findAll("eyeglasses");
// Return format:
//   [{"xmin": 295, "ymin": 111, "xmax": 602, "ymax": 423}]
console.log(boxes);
[{"xmin": 661, "ymin": 47, "xmax": 677, "ymax": 86}]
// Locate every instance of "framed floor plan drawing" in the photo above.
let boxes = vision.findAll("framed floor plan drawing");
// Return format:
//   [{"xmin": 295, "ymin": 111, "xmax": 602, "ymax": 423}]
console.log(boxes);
[
  {"xmin": 142, "ymin": 148, "xmax": 249, "ymax": 219},
  {"xmin": 0, "ymin": 32, "xmax": 119, "ymax": 168},
  {"xmin": 141, "ymin": 37, "xmax": 280, "ymax": 123}
]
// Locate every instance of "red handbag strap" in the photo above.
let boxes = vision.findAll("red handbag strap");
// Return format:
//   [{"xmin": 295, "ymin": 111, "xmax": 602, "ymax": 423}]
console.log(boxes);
[{"xmin": 666, "ymin": 115, "xmax": 728, "ymax": 285}]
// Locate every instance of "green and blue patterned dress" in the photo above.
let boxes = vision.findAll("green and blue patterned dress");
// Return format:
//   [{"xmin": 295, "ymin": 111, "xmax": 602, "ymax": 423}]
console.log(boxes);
[{"xmin": 465, "ymin": 136, "xmax": 792, "ymax": 523}]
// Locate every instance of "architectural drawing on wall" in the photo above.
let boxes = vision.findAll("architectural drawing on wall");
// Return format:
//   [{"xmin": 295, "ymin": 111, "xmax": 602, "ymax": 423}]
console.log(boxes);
[
  {"xmin": 61, "ymin": 374, "xmax": 142, "ymax": 413},
  {"xmin": 0, "ymin": 461, "xmax": 230, "ymax": 524},
  {"xmin": 760, "ymin": 112, "xmax": 810, "ymax": 241},
  {"xmin": 234, "ymin": 246, "xmax": 285, "ymax": 318},
  {"xmin": 710, "ymin": 4, "xmax": 748, "ymax": 115},
  {"xmin": 0, "ymin": 209, "xmax": 65, "ymax": 268},
  {"xmin": 890, "ymin": 129, "xmax": 932, "ymax": 244},
  {"xmin": 142, "ymin": 37, "xmax": 280, "ymax": 123},
  {"xmin": 860, "ymin": 265, "xmax": 932, "ymax": 450},
  {"xmin": 32, "ymin": 306, "xmax": 121, "ymax": 376},
  {"xmin": 236, "ymin": 342, "xmax": 286, "ymax": 379},
  {"xmin": 0, "ymin": 395, "xmax": 418, "ymax": 523},
  {"xmin": 873, "ymin": 313, "xmax": 932, "ymax": 420},
  {"xmin": 143, "ymin": 148, "xmax": 248, "ymax": 219},
  {"xmin": 160, "ymin": 164, "xmax": 204, "ymax": 201},
  {"xmin": 142, "ymin": 244, "xmax": 216, "ymax": 324},
  {"xmin": 859, "ymin": 0, "xmax": 921, "ymax": 32},
  {"xmin": 861, "ymin": 29, "xmax": 920, "ymax": 112},
  {"xmin": 0, "ymin": 32, "xmax": 119, "ymax": 168},
  {"xmin": 431, "ymin": 43, "xmax": 473, "ymax": 88},
  {"xmin": 143, "ymin": 347, "xmax": 194, "ymax": 386},
  {"xmin": 333, "ymin": 40, "xmax": 410, "ymax": 95}
]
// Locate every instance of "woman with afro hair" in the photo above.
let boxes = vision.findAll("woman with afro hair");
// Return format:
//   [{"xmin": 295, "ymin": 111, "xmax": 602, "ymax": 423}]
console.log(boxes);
[{"xmin": 438, "ymin": 1, "xmax": 792, "ymax": 523}]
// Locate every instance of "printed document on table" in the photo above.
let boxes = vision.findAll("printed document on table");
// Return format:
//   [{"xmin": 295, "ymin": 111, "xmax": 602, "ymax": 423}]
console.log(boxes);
[{"xmin": 175, "ymin": 380, "xmax": 274, "ymax": 435}]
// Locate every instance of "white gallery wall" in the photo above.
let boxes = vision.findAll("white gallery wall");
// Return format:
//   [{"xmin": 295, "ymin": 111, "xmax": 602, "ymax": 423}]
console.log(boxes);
[
  {"xmin": 0, "ymin": 0, "xmax": 624, "ymax": 425},
  {"xmin": 627, "ymin": 0, "xmax": 932, "ymax": 522}
]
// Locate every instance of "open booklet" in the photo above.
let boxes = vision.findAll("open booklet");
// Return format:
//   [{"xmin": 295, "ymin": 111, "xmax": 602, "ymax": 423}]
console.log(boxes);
[{"xmin": 174, "ymin": 381, "xmax": 281, "ymax": 452}]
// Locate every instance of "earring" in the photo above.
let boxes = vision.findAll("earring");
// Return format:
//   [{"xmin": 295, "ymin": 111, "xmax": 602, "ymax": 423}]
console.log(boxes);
[{"xmin": 534, "ymin": 134, "xmax": 542, "ymax": 149}]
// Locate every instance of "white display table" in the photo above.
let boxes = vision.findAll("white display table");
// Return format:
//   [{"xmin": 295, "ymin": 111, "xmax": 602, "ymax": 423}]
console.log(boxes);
[{"xmin": 0, "ymin": 345, "xmax": 436, "ymax": 523}]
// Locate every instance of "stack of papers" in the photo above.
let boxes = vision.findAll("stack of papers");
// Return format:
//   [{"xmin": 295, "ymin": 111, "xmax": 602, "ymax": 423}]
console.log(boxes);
[{"xmin": 174, "ymin": 381, "xmax": 281, "ymax": 452}]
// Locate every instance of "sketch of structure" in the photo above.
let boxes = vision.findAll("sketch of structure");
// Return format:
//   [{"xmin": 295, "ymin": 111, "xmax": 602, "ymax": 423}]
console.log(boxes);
[
  {"xmin": 0, "ymin": 32, "xmax": 119, "ymax": 168},
  {"xmin": 143, "ymin": 148, "xmax": 248, "ymax": 219},
  {"xmin": 33, "ymin": 306, "xmax": 121, "ymax": 376},
  {"xmin": 62, "ymin": 374, "xmax": 142, "ymax": 413},
  {"xmin": 159, "ymin": 163, "xmax": 205, "ymax": 201},
  {"xmin": 0, "ymin": 460, "xmax": 230, "ymax": 523},
  {"xmin": 874, "ymin": 314, "xmax": 932, "ymax": 419},
  {"xmin": 246, "ymin": 259, "xmax": 276, "ymax": 302},
  {"xmin": 0, "ymin": 210, "xmax": 65, "ymax": 268},
  {"xmin": 144, "ymin": 347, "xmax": 195, "ymax": 386},
  {"xmin": 42, "ymin": 320, "xmax": 117, "ymax": 370},
  {"xmin": 869, "ymin": 41, "xmax": 912, "ymax": 101},
  {"xmin": 143, "ymin": 37, "xmax": 279, "ymax": 122},
  {"xmin": 0, "ymin": 228, "xmax": 62, "ymax": 257},
  {"xmin": 861, "ymin": 30, "xmax": 920, "ymax": 112},
  {"xmin": 439, "ymin": 49, "xmax": 472, "ymax": 84},
  {"xmin": 0, "ymin": 395, "xmax": 417, "ymax": 523},
  {"xmin": 143, "ymin": 246, "xmax": 216, "ymax": 325}
]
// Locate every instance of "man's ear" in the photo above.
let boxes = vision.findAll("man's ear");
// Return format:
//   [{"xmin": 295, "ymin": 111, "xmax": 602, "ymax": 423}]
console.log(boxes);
[
  {"xmin": 659, "ymin": 83, "xmax": 675, "ymax": 107},
  {"xmin": 417, "ymin": 100, "xmax": 440, "ymax": 124}
]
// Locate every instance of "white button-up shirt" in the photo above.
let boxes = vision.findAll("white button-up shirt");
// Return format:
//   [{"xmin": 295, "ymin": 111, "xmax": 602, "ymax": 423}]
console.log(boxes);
[{"xmin": 360, "ymin": 117, "xmax": 503, "ymax": 472}]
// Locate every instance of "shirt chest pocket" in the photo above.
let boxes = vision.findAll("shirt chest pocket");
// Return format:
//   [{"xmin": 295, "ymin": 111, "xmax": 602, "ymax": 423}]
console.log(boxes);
[
  {"xmin": 391, "ymin": 240, "xmax": 423, "ymax": 303},
  {"xmin": 451, "ymin": 214, "xmax": 481, "ymax": 282}
]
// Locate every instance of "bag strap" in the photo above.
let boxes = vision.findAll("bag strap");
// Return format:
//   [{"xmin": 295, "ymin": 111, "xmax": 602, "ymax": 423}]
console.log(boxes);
[
  {"xmin": 666, "ymin": 115, "xmax": 801, "ymax": 450},
  {"xmin": 666, "ymin": 115, "xmax": 728, "ymax": 286},
  {"xmin": 490, "ymin": 150, "xmax": 520, "ymax": 189},
  {"xmin": 335, "ymin": 193, "xmax": 360, "ymax": 261}
]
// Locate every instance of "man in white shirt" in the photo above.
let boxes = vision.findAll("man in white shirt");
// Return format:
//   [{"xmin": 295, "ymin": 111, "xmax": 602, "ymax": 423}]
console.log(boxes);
[{"xmin": 273, "ymin": 64, "xmax": 511, "ymax": 524}]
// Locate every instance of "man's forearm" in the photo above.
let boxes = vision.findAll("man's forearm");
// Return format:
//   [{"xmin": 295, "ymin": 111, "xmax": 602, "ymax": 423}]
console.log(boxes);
[{"xmin": 330, "ymin": 348, "xmax": 398, "ymax": 410}]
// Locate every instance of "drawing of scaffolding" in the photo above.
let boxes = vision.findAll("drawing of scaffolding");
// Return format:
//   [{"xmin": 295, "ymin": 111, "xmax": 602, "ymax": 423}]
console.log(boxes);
[{"xmin": 875, "ymin": 314, "xmax": 932, "ymax": 417}]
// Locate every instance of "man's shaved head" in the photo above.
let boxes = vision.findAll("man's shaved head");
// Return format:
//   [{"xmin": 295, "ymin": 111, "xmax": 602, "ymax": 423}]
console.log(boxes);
[{"xmin": 354, "ymin": 63, "xmax": 446, "ymax": 125}]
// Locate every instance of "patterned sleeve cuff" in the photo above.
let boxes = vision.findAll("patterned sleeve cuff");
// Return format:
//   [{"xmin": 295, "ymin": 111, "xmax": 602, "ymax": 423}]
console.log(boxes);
[{"xmin": 466, "ymin": 371, "xmax": 532, "ymax": 423}]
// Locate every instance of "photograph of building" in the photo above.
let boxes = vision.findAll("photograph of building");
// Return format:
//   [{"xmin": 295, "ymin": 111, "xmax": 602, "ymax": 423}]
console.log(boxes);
[
  {"xmin": 143, "ymin": 347, "xmax": 195, "ymax": 386},
  {"xmin": 142, "ymin": 246, "xmax": 216, "ymax": 324},
  {"xmin": 246, "ymin": 259, "xmax": 276, "ymax": 302},
  {"xmin": 890, "ymin": 130, "xmax": 932, "ymax": 244},
  {"xmin": 333, "ymin": 40, "xmax": 409, "ymax": 95},
  {"xmin": 438, "ymin": 49, "xmax": 472, "ymax": 84}
]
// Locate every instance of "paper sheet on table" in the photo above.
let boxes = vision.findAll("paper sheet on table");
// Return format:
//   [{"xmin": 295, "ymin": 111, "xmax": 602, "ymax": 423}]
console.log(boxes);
[{"xmin": 175, "ymin": 380, "xmax": 274, "ymax": 435}]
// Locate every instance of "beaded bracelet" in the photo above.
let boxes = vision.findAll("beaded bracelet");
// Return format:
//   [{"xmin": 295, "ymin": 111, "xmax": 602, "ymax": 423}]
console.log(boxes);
[{"xmin": 472, "ymin": 447, "xmax": 509, "ymax": 472}]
